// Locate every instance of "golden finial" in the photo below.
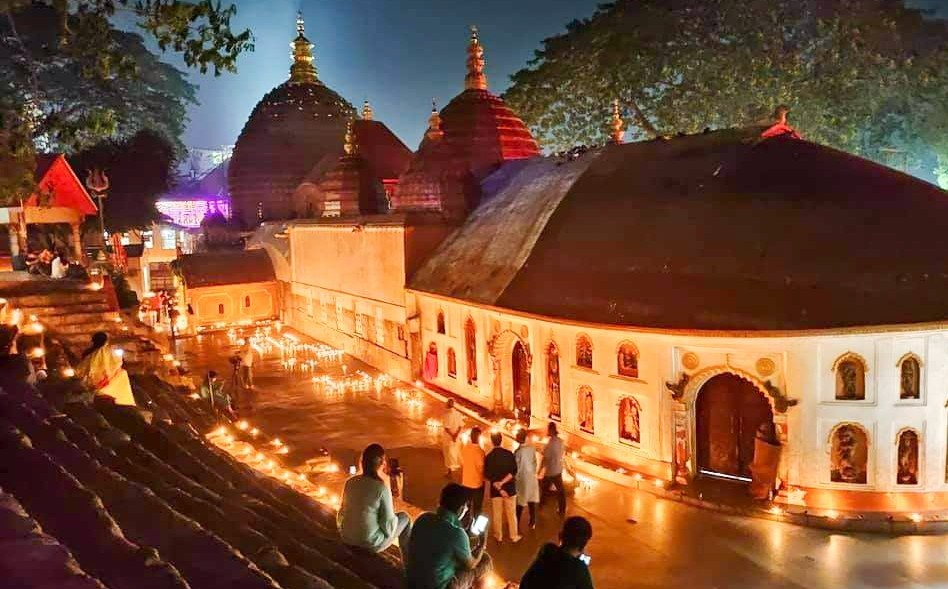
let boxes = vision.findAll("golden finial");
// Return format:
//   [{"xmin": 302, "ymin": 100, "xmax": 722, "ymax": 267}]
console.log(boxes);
[
  {"xmin": 344, "ymin": 118, "xmax": 357, "ymax": 155},
  {"xmin": 289, "ymin": 11, "xmax": 318, "ymax": 84},
  {"xmin": 426, "ymin": 100, "xmax": 444, "ymax": 141},
  {"xmin": 610, "ymin": 99, "xmax": 625, "ymax": 144},
  {"xmin": 465, "ymin": 25, "xmax": 488, "ymax": 91},
  {"xmin": 362, "ymin": 99, "xmax": 373, "ymax": 121}
]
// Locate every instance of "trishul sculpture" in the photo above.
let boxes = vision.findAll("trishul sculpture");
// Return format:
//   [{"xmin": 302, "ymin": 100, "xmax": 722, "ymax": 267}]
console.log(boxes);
[{"xmin": 85, "ymin": 168, "xmax": 109, "ymax": 244}]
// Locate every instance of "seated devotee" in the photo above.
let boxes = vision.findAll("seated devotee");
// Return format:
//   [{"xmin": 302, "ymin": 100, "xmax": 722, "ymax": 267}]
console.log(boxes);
[
  {"xmin": 405, "ymin": 483, "xmax": 491, "ymax": 589},
  {"xmin": 519, "ymin": 516, "xmax": 595, "ymax": 589},
  {"xmin": 337, "ymin": 443, "xmax": 411, "ymax": 556},
  {"xmin": 0, "ymin": 325, "xmax": 36, "ymax": 390},
  {"xmin": 50, "ymin": 250, "xmax": 68, "ymax": 279},
  {"xmin": 75, "ymin": 331, "xmax": 135, "ymax": 406},
  {"xmin": 199, "ymin": 370, "xmax": 235, "ymax": 418}
]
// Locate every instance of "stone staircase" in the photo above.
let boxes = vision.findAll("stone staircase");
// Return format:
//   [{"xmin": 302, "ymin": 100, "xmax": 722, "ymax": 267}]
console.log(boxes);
[{"xmin": 0, "ymin": 279, "xmax": 160, "ymax": 365}]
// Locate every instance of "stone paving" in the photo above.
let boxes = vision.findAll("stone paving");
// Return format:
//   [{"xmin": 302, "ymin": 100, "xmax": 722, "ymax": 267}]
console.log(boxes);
[{"xmin": 174, "ymin": 329, "xmax": 948, "ymax": 589}]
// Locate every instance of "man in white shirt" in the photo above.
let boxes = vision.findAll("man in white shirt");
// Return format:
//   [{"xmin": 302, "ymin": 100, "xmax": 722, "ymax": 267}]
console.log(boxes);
[
  {"xmin": 443, "ymin": 399, "xmax": 463, "ymax": 476},
  {"xmin": 50, "ymin": 251, "xmax": 67, "ymax": 279},
  {"xmin": 239, "ymin": 341, "xmax": 254, "ymax": 390}
]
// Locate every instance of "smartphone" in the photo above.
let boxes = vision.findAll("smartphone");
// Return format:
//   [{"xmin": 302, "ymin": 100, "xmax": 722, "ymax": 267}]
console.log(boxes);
[
  {"xmin": 579, "ymin": 554, "xmax": 591, "ymax": 566},
  {"xmin": 470, "ymin": 514, "xmax": 489, "ymax": 535}
]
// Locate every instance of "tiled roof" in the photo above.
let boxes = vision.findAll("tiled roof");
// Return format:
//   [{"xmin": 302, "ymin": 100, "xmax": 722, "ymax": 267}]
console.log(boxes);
[{"xmin": 178, "ymin": 249, "xmax": 276, "ymax": 288}]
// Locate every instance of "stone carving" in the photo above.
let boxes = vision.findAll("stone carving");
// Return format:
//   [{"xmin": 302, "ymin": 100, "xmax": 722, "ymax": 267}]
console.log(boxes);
[
  {"xmin": 833, "ymin": 354, "xmax": 867, "ymax": 401},
  {"xmin": 618, "ymin": 397, "xmax": 641, "ymax": 445},
  {"xmin": 617, "ymin": 342, "xmax": 639, "ymax": 377},
  {"xmin": 756, "ymin": 357, "xmax": 776, "ymax": 377},
  {"xmin": 681, "ymin": 352, "xmax": 700, "ymax": 370},
  {"xmin": 547, "ymin": 343, "xmax": 561, "ymax": 419},
  {"xmin": 830, "ymin": 424, "xmax": 868, "ymax": 484},
  {"xmin": 576, "ymin": 334, "xmax": 593, "ymax": 369},
  {"xmin": 578, "ymin": 386, "xmax": 594, "ymax": 433},
  {"xmin": 665, "ymin": 372, "xmax": 690, "ymax": 400},
  {"xmin": 762, "ymin": 380, "xmax": 797, "ymax": 414},
  {"xmin": 897, "ymin": 429, "xmax": 919, "ymax": 485},
  {"xmin": 899, "ymin": 356, "xmax": 920, "ymax": 400},
  {"xmin": 674, "ymin": 410, "xmax": 690, "ymax": 484}
]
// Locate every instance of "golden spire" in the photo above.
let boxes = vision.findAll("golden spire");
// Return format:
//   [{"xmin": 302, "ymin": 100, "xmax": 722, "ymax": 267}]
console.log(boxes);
[
  {"xmin": 343, "ymin": 118, "xmax": 357, "ymax": 155},
  {"xmin": 426, "ymin": 100, "xmax": 444, "ymax": 141},
  {"xmin": 362, "ymin": 99, "xmax": 373, "ymax": 121},
  {"xmin": 465, "ymin": 25, "xmax": 488, "ymax": 91},
  {"xmin": 610, "ymin": 99, "xmax": 625, "ymax": 144},
  {"xmin": 289, "ymin": 11, "xmax": 318, "ymax": 84}
]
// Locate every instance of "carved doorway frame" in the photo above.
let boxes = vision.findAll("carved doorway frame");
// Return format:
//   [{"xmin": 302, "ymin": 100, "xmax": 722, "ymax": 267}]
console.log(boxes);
[{"xmin": 487, "ymin": 329, "xmax": 532, "ymax": 418}]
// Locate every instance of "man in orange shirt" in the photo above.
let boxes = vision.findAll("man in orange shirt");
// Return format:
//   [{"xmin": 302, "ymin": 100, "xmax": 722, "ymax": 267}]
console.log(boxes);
[{"xmin": 460, "ymin": 426, "xmax": 486, "ymax": 518}]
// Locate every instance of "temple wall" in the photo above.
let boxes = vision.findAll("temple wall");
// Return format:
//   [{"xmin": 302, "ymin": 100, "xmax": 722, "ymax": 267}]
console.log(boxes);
[
  {"xmin": 414, "ymin": 291, "xmax": 948, "ymax": 513},
  {"xmin": 186, "ymin": 281, "xmax": 279, "ymax": 329}
]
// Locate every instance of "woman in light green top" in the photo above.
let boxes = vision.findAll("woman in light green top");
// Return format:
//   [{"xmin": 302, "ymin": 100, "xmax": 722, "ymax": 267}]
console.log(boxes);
[{"xmin": 337, "ymin": 443, "xmax": 412, "ymax": 555}]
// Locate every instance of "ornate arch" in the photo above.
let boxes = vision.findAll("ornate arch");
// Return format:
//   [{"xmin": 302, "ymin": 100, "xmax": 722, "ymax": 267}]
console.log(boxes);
[
  {"xmin": 896, "ymin": 351, "xmax": 923, "ymax": 368},
  {"xmin": 825, "ymin": 421, "xmax": 871, "ymax": 446},
  {"xmin": 575, "ymin": 332, "xmax": 593, "ymax": 368},
  {"xmin": 487, "ymin": 329, "xmax": 533, "ymax": 414},
  {"xmin": 831, "ymin": 351, "xmax": 869, "ymax": 373},
  {"xmin": 487, "ymin": 329, "xmax": 531, "ymax": 365},
  {"xmin": 680, "ymin": 365, "xmax": 784, "ymax": 414}
]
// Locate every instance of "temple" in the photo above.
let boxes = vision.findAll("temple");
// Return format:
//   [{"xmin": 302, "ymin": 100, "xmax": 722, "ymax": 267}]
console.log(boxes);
[{"xmin": 213, "ymin": 15, "xmax": 948, "ymax": 515}]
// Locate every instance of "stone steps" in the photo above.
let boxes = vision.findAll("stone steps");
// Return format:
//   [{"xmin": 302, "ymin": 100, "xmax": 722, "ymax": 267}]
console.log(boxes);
[
  {"xmin": 19, "ymin": 302, "xmax": 114, "ymax": 316},
  {"xmin": 41, "ymin": 311, "xmax": 121, "ymax": 328},
  {"xmin": 10, "ymin": 291, "xmax": 108, "ymax": 308}
]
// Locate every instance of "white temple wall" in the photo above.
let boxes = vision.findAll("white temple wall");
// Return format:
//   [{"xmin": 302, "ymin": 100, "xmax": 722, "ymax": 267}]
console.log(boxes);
[{"xmin": 413, "ymin": 291, "xmax": 948, "ymax": 510}]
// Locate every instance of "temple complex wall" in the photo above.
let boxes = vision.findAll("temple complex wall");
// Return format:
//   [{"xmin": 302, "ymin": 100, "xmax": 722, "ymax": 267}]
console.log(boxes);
[
  {"xmin": 413, "ymin": 291, "xmax": 948, "ymax": 513},
  {"xmin": 186, "ymin": 280, "xmax": 279, "ymax": 329}
]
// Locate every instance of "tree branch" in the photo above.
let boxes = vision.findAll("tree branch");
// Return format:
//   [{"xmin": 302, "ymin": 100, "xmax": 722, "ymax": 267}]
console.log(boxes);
[{"xmin": 625, "ymin": 96, "xmax": 660, "ymax": 138}]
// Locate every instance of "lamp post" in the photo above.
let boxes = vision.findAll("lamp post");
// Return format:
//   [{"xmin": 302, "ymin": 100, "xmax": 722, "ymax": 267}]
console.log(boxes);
[{"xmin": 85, "ymin": 169, "xmax": 109, "ymax": 257}]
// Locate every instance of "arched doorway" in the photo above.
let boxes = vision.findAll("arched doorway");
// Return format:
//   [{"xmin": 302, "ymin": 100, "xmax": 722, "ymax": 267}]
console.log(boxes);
[
  {"xmin": 695, "ymin": 373, "xmax": 773, "ymax": 482},
  {"xmin": 512, "ymin": 341, "xmax": 531, "ymax": 423}
]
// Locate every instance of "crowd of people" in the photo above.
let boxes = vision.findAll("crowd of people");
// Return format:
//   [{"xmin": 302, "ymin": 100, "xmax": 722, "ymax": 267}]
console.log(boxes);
[
  {"xmin": 25, "ymin": 249, "xmax": 77, "ymax": 279},
  {"xmin": 337, "ymin": 406, "xmax": 595, "ymax": 589}
]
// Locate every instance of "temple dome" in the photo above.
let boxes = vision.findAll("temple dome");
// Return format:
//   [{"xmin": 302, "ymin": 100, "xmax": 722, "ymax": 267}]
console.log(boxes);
[{"xmin": 228, "ymin": 13, "xmax": 354, "ymax": 226}]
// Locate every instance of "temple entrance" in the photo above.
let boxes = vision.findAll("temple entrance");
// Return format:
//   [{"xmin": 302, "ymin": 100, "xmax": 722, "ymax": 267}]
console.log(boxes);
[
  {"xmin": 695, "ymin": 373, "xmax": 773, "ymax": 482},
  {"xmin": 512, "ymin": 341, "xmax": 531, "ymax": 423}
]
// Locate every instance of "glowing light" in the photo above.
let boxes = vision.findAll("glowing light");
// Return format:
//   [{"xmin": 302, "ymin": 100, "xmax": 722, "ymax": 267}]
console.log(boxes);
[
  {"xmin": 28, "ymin": 314, "xmax": 37, "ymax": 322},
  {"xmin": 426, "ymin": 418, "xmax": 443, "ymax": 429},
  {"xmin": 769, "ymin": 506, "xmax": 784, "ymax": 516},
  {"xmin": 163, "ymin": 353, "xmax": 174, "ymax": 361},
  {"xmin": 29, "ymin": 347, "xmax": 45, "ymax": 359},
  {"xmin": 633, "ymin": 473, "xmax": 643, "ymax": 481},
  {"xmin": 825, "ymin": 510, "xmax": 839, "ymax": 520},
  {"xmin": 155, "ymin": 197, "xmax": 232, "ymax": 228},
  {"xmin": 236, "ymin": 420, "xmax": 249, "ymax": 431},
  {"xmin": 25, "ymin": 322, "xmax": 44, "ymax": 334},
  {"xmin": 113, "ymin": 348, "xmax": 124, "ymax": 359},
  {"xmin": 87, "ymin": 282, "xmax": 103, "ymax": 291},
  {"xmin": 62, "ymin": 367, "xmax": 75, "ymax": 377},
  {"xmin": 652, "ymin": 479, "xmax": 664, "ymax": 489},
  {"xmin": 909, "ymin": 513, "xmax": 923, "ymax": 523}
]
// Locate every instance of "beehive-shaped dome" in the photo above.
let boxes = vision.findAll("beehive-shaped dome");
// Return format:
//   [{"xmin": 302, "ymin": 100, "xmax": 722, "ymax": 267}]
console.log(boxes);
[{"xmin": 228, "ymin": 13, "xmax": 354, "ymax": 226}]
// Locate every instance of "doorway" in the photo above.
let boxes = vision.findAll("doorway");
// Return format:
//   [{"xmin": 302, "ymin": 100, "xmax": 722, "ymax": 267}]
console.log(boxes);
[
  {"xmin": 695, "ymin": 373, "xmax": 773, "ymax": 482},
  {"xmin": 512, "ymin": 341, "xmax": 531, "ymax": 423}
]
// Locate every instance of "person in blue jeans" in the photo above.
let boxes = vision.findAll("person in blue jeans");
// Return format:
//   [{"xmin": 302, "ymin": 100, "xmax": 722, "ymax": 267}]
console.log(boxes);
[{"xmin": 337, "ymin": 444, "xmax": 411, "ymax": 556}]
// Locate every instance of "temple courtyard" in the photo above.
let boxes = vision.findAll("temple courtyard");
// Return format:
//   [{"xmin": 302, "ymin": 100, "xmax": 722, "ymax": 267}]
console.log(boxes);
[{"xmin": 172, "ymin": 329, "xmax": 948, "ymax": 589}]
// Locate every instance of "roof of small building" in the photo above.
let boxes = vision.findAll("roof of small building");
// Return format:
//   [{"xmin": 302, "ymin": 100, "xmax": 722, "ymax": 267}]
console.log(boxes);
[
  {"xmin": 410, "ymin": 127, "xmax": 948, "ymax": 331},
  {"xmin": 25, "ymin": 154, "xmax": 98, "ymax": 215},
  {"xmin": 178, "ymin": 249, "xmax": 276, "ymax": 288}
]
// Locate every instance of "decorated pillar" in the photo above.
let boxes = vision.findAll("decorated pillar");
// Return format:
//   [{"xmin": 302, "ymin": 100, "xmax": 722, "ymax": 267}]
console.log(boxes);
[
  {"xmin": 673, "ymin": 402, "xmax": 691, "ymax": 484},
  {"xmin": 71, "ymin": 220, "xmax": 83, "ymax": 260}
]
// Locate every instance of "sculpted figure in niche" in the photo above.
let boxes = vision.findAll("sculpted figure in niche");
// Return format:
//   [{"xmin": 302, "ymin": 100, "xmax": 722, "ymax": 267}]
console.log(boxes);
[
  {"xmin": 619, "ymin": 397, "xmax": 641, "ymax": 444},
  {"xmin": 547, "ymin": 344, "xmax": 561, "ymax": 419},
  {"xmin": 447, "ymin": 348, "xmax": 457, "ymax": 378},
  {"xmin": 617, "ymin": 342, "xmax": 639, "ymax": 378},
  {"xmin": 900, "ymin": 357, "xmax": 920, "ymax": 400},
  {"xmin": 897, "ymin": 430, "xmax": 919, "ymax": 485},
  {"xmin": 830, "ymin": 424, "xmax": 868, "ymax": 484},
  {"xmin": 578, "ymin": 387, "xmax": 594, "ymax": 433},
  {"xmin": 436, "ymin": 311, "xmax": 446, "ymax": 335},
  {"xmin": 576, "ymin": 335, "xmax": 593, "ymax": 369},
  {"xmin": 835, "ymin": 359, "xmax": 865, "ymax": 400},
  {"xmin": 465, "ymin": 319, "xmax": 477, "ymax": 384},
  {"xmin": 423, "ymin": 342, "xmax": 439, "ymax": 380}
]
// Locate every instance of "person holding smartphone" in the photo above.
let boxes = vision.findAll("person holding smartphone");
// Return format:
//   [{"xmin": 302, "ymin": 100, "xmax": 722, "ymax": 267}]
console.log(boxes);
[
  {"xmin": 519, "ymin": 516, "xmax": 594, "ymax": 589},
  {"xmin": 405, "ymin": 483, "xmax": 491, "ymax": 589}
]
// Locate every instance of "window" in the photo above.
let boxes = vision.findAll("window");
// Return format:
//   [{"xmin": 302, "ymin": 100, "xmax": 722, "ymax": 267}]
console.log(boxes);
[
  {"xmin": 217, "ymin": 303, "xmax": 225, "ymax": 315},
  {"xmin": 547, "ymin": 343, "xmax": 561, "ymax": 420},
  {"xmin": 160, "ymin": 228, "xmax": 176, "ymax": 250},
  {"xmin": 617, "ymin": 341, "xmax": 639, "ymax": 378},
  {"xmin": 830, "ymin": 423, "xmax": 868, "ymax": 484},
  {"xmin": 244, "ymin": 295, "xmax": 251, "ymax": 308},
  {"xmin": 619, "ymin": 397, "xmax": 641, "ymax": 445},
  {"xmin": 447, "ymin": 348, "xmax": 457, "ymax": 378},
  {"xmin": 143, "ymin": 230, "xmax": 154, "ymax": 249},
  {"xmin": 899, "ymin": 355, "xmax": 921, "ymax": 400},
  {"xmin": 576, "ymin": 334, "xmax": 593, "ymax": 369},
  {"xmin": 897, "ymin": 429, "xmax": 920, "ymax": 485},
  {"xmin": 833, "ymin": 353, "xmax": 867, "ymax": 400},
  {"xmin": 578, "ymin": 386, "xmax": 594, "ymax": 434},
  {"xmin": 437, "ymin": 311, "xmax": 446, "ymax": 334},
  {"xmin": 465, "ymin": 318, "xmax": 477, "ymax": 384}
]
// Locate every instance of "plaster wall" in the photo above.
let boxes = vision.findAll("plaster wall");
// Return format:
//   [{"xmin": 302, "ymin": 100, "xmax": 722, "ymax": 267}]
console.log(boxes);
[
  {"xmin": 415, "ymin": 292, "xmax": 948, "ymax": 512},
  {"xmin": 187, "ymin": 281, "xmax": 279, "ymax": 328}
]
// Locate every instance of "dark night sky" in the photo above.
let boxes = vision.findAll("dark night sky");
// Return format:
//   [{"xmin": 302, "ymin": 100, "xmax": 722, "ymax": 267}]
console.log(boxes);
[
  {"xmin": 163, "ymin": 0, "xmax": 948, "ymax": 151},
  {"xmin": 170, "ymin": 0, "xmax": 601, "ymax": 150}
]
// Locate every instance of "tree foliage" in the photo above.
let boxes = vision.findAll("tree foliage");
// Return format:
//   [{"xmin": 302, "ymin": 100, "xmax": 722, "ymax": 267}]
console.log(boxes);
[
  {"xmin": 505, "ymin": 0, "xmax": 948, "ymax": 183},
  {"xmin": 0, "ymin": 0, "xmax": 252, "ymax": 202},
  {"xmin": 71, "ymin": 129, "xmax": 175, "ymax": 232}
]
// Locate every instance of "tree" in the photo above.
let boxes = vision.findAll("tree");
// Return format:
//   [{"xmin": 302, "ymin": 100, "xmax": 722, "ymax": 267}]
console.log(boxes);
[
  {"xmin": 71, "ymin": 129, "xmax": 175, "ymax": 232},
  {"xmin": 0, "ymin": 0, "xmax": 252, "ymax": 203},
  {"xmin": 504, "ymin": 0, "xmax": 948, "ymax": 182}
]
